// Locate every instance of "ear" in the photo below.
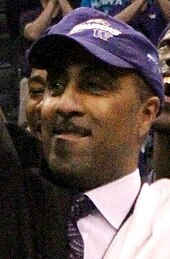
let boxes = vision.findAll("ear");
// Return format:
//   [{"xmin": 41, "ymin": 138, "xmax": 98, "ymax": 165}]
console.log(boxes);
[{"xmin": 139, "ymin": 97, "xmax": 160, "ymax": 137}]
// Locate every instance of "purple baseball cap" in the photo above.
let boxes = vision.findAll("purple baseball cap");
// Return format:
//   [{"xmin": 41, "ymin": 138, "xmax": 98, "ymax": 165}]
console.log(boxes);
[{"xmin": 28, "ymin": 7, "xmax": 164, "ymax": 105}]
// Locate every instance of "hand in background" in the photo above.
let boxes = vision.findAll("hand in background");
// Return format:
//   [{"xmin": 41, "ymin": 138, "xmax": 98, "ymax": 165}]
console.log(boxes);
[
  {"xmin": 43, "ymin": 0, "xmax": 61, "ymax": 19},
  {"xmin": 57, "ymin": 0, "xmax": 73, "ymax": 16},
  {"xmin": 130, "ymin": 0, "xmax": 147, "ymax": 11}
]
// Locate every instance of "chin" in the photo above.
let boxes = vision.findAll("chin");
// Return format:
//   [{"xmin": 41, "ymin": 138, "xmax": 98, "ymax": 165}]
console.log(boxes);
[
  {"xmin": 47, "ymin": 154, "xmax": 96, "ymax": 191},
  {"xmin": 48, "ymin": 163, "xmax": 84, "ymax": 191}
]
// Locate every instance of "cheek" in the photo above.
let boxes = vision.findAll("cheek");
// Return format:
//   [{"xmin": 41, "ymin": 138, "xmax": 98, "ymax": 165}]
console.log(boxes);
[
  {"xmin": 85, "ymin": 98, "xmax": 114, "ymax": 120},
  {"xmin": 90, "ymin": 98, "xmax": 138, "ymax": 140},
  {"xmin": 26, "ymin": 100, "xmax": 37, "ymax": 119},
  {"xmin": 41, "ymin": 99, "xmax": 56, "ymax": 128},
  {"xmin": 41, "ymin": 101, "xmax": 56, "ymax": 158},
  {"xmin": 26, "ymin": 99, "xmax": 42, "ymax": 125},
  {"xmin": 87, "ymin": 97, "xmax": 131, "ymax": 124}
]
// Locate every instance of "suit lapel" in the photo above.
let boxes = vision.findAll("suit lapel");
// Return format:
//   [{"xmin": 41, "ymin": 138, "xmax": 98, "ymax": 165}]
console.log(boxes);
[{"xmin": 25, "ymin": 169, "xmax": 73, "ymax": 258}]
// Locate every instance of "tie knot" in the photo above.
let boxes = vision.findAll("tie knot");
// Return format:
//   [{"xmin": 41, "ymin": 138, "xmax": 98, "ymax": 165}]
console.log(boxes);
[{"xmin": 69, "ymin": 195, "xmax": 97, "ymax": 220}]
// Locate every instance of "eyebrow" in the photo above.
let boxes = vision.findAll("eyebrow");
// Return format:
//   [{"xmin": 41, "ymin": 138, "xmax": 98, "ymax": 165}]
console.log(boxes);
[{"xmin": 28, "ymin": 75, "xmax": 46, "ymax": 86}]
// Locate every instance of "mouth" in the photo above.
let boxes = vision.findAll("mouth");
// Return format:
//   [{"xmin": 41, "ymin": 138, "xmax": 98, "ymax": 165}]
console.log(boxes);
[{"xmin": 52, "ymin": 124, "xmax": 92, "ymax": 139}]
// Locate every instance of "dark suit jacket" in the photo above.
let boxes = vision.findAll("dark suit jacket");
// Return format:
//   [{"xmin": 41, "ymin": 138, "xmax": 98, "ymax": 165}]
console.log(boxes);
[{"xmin": 0, "ymin": 118, "xmax": 73, "ymax": 258}]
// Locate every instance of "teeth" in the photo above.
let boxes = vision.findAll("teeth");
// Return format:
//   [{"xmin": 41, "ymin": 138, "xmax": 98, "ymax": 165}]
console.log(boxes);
[{"xmin": 164, "ymin": 76, "xmax": 170, "ymax": 84}]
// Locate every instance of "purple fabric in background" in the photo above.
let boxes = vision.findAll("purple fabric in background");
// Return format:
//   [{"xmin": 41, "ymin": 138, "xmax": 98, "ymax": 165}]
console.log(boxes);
[
  {"xmin": 131, "ymin": 2, "xmax": 167, "ymax": 46},
  {"xmin": 81, "ymin": 0, "xmax": 168, "ymax": 46}
]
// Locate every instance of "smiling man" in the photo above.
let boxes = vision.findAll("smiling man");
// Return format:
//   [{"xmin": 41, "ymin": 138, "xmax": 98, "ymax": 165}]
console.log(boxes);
[
  {"xmin": 29, "ymin": 8, "xmax": 163, "ymax": 191},
  {"xmin": 27, "ymin": 7, "xmax": 164, "ymax": 258},
  {"xmin": 42, "ymin": 61, "xmax": 146, "ymax": 190}
]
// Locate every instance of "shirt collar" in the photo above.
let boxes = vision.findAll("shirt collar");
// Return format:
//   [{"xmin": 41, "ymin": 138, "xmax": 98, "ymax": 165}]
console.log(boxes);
[{"xmin": 85, "ymin": 169, "xmax": 141, "ymax": 230}]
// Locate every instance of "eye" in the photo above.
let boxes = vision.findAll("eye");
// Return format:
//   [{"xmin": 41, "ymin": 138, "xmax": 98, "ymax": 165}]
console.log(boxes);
[
  {"xmin": 29, "ymin": 84, "xmax": 45, "ymax": 97},
  {"xmin": 85, "ymin": 80, "xmax": 106, "ymax": 93},
  {"xmin": 80, "ymin": 75, "xmax": 116, "ymax": 95},
  {"xmin": 47, "ymin": 81, "xmax": 66, "ymax": 96}
]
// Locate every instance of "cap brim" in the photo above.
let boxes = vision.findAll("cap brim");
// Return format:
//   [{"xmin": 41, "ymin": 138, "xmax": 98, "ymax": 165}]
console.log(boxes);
[{"xmin": 28, "ymin": 34, "xmax": 133, "ymax": 70}]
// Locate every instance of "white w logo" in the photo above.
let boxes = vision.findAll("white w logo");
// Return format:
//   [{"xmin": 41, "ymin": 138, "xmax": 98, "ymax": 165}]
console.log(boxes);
[{"xmin": 93, "ymin": 29, "xmax": 113, "ymax": 41}]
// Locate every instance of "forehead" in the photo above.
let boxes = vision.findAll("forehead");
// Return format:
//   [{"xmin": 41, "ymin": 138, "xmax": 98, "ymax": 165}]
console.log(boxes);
[
  {"xmin": 28, "ymin": 69, "xmax": 47, "ymax": 91},
  {"xmin": 30, "ymin": 69, "xmax": 47, "ymax": 81}
]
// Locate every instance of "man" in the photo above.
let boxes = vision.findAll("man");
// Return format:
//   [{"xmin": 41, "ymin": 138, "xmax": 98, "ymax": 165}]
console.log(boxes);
[
  {"xmin": 152, "ymin": 23, "xmax": 170, "ymax": 180},
  {"xmin": 26, "ymin": 68, "xmax": 47, "ymax": 138},
  {"xmin": 28, "ymin": 7, "xmax": 163, "ymax": 258},
  {"xmin": 3, "ymin": 69, "xmax": 47, "ymax": 172},
  {"xmin": 18, "ymin": 0, "xmax": 73, "ymax": 126},
  {"xmin": 81, "ymin": 0, "xmax": 170, "ymax": 45}
]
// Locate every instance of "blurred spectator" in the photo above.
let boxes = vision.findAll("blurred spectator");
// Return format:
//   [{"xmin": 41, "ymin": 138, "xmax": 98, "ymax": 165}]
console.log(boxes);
[
  {"xmin": 152, "ymin": 22, "xmax": 170, "ymax": 180},
  {"xmin": 126, "ymin": 0, "xmax": 170, "ymax": 46},
  {"xmin": 26, "ymin": 68, "xmax": 47, "ymax": 139},
  {"xmin": 81, "ymin": 0, "xmax": 170, "ymax": 46},
  {"xmin": 5, "ymin": 0, "xmax": 80, "ymax": 43},
  {"xmin": 19, "ymin": 0, "xmax": 73, "ymax": 78},
  {"xmin": 18, "ymin": 0, "xmax": 73, "ymax": 126}
]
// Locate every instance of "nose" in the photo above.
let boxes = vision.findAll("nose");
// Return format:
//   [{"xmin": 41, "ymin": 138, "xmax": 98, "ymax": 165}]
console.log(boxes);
[
  {"xmin": 35, "ymin": 99, "xmax": 43, "ymax": 114},
  {"xmin": 55, "ymin": 84, "xmax": 84, "ymax": 118}
]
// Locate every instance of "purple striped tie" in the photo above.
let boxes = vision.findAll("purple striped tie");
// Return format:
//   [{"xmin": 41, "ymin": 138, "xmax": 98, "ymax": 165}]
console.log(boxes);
[{"xmin": 68, "ymin": 195, "xmax": 96, "ymax": 259}]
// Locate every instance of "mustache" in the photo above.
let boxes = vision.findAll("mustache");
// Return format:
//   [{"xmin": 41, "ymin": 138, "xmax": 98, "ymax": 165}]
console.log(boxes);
[{"xmin": 52, "ymin": 119, "xmax": 92, "ymax": 137}]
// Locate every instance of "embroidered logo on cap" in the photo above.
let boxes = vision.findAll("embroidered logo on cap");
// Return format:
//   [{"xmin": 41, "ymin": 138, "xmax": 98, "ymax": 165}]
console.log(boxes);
[{"xmin": 68, "ymin": 19, "xmax": 121, "ymax": 41}]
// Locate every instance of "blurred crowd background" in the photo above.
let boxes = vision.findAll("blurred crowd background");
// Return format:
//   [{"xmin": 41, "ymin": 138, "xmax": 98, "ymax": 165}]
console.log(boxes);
[{"xmin": 0, "ymin": 0, "xmax": 81, "ymax": 122}]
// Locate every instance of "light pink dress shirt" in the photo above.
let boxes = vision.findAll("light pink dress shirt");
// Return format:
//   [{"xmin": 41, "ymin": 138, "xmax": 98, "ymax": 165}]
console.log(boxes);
[{"xmin": 77, "ymin": 169, "xmax": 141, "ymax": 259}]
